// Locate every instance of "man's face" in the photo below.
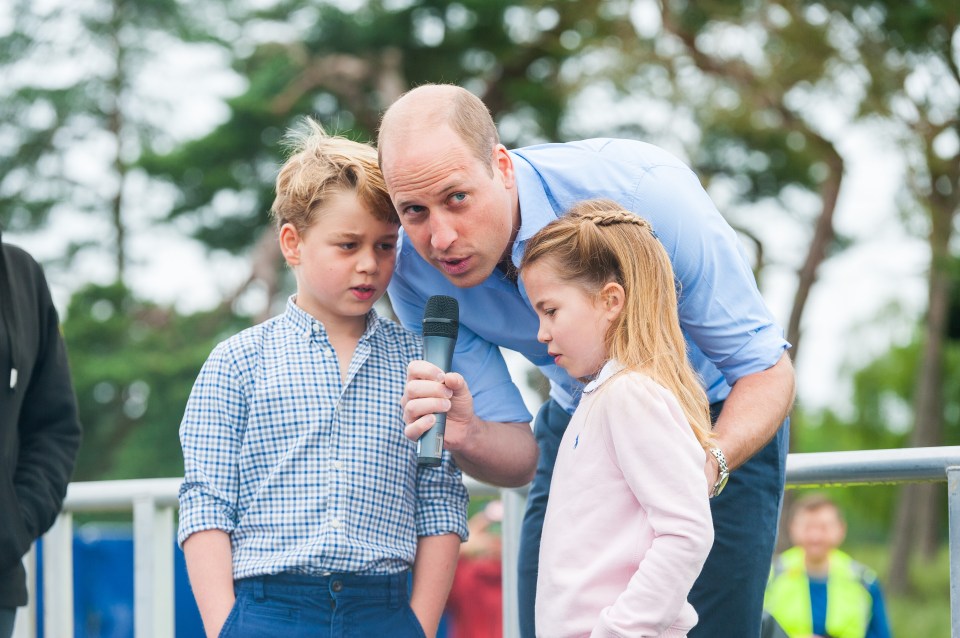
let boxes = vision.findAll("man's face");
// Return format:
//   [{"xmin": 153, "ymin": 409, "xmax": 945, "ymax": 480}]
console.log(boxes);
[
  {"xmin": 789, "ymin": 505, "xmax": 846, "ymax": 564},
  {"xmin": 380, "ymin": 124, "xmax": 517, "ymax": 289}
]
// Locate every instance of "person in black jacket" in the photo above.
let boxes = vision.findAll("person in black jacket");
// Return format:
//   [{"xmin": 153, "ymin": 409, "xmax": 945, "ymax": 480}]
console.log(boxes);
[{"xmin": 0, "ymin": 230, "xmax": 82, "ymax": 637}]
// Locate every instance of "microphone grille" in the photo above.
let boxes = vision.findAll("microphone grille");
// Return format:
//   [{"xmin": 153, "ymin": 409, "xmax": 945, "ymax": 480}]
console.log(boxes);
[{"xmin": 422, "ymin": 295, "xmax": 459, "ymax": 339}]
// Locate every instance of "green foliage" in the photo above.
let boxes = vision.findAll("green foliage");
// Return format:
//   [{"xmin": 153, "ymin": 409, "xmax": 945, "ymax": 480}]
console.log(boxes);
[
  {"xmin": 790, "ymin": 307, "xmax": 960, "ymax": 542},
  {"xmin": 62, "ymin": 283, "xmax": 250, "ymax": 480},
  {"xmin": 141, "ymin": 0, "xmax": 636, "ymax": 257}
]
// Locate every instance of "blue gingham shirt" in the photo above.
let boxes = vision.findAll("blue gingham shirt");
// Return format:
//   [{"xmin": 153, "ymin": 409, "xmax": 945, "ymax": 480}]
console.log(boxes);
[
  {"xmin": 178, "ymin": 297, "xmax": 469, "ymax": 579},
  {"xmin": 389, "ymin": 139, "xmax": 790, "ymax": 422}
]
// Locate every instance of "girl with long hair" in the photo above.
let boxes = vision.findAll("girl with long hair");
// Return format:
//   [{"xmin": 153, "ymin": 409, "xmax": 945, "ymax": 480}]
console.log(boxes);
[{"xmin": 520, "ymin": 199, "xmax": 714, "ymax": 638}]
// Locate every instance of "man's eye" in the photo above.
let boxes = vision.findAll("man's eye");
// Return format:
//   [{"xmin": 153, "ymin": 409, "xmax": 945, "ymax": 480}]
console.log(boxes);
[
  {"xmin": 404, "ymin": 205, "xmax": 427, "ymax": 216},
  {"xmin": 451, "ymin": 192, "xmax": 467, "ymax": 204}
]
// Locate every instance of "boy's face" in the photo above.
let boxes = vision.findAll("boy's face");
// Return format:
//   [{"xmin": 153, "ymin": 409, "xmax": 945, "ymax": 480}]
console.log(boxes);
[
  {"xmin": 789, "ymin": 505, "xmax": 846, "ymax": 564},
  {"xmin": 280, "ymin": 190, "xmax": 398, "ymax": 330}
]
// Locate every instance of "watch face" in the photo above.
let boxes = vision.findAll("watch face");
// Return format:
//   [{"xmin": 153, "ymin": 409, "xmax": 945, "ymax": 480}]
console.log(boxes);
[{"xmin": 714, "ymin": 472, "xmax": 729, "ymax": 496}]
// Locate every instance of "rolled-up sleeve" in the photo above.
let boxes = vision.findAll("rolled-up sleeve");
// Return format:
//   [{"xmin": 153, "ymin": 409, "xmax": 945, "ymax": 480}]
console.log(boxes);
[
  {"xmin": 177, "ymin": 342, "xmax": 246, "ymax": 546},
  {"xmin": 413, "ymin": 451, "xmax": 469, "ymax": 541}
]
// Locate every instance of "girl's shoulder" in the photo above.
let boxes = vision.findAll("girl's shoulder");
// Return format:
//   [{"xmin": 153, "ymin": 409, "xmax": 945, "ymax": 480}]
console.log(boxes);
[{"xmin": 590, "ymin": 366, "xmax": 682, "ymax": 418}]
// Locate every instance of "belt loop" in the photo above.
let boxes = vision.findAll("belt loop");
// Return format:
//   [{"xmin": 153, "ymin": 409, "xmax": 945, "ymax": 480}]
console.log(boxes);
[{"xmin": 253, "ymin": 576, "xmax": 266, "ymax": 602}]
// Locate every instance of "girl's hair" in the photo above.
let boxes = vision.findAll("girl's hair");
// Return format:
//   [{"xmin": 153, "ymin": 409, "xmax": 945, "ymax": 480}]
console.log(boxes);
[
  {"xmin": 271, "ymin": 118, "xmax": 397, "ymax": 234},
  {"xmin": 519, "ymin": 198, "xmax": 712, "ymax": 446}
]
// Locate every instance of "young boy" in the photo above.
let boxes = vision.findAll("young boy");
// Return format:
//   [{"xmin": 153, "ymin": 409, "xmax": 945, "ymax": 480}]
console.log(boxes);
[{"xmin": 177, "ymin": 119, "xmax": 469, "ymax": 638}]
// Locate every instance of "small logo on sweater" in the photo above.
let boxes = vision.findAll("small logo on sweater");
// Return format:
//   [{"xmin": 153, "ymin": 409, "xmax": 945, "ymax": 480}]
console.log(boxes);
[{"xmin": 573, "ymin": 434, "xmax": 579, "ymax": 449}]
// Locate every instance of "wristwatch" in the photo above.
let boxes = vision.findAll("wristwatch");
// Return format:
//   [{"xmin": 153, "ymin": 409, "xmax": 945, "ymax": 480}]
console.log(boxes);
[{"xmin": 708, "ymin": 446, "xmax": 729, "ymax": 498}]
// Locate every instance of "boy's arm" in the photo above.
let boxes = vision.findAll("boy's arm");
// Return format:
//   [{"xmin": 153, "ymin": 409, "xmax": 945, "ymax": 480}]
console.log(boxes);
[
  {"xmin": 183, "ymin": 529, "xmax": 235, "ymax": 638},
  {"xmin": 410, "ymin": 533, "xmax": 461, "ymax": 638}
]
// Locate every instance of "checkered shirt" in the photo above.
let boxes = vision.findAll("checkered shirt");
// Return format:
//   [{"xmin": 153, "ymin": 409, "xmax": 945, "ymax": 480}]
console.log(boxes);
[{"xmin": 178, "ymin": 297, "xmax": 469, "ymax": 578}]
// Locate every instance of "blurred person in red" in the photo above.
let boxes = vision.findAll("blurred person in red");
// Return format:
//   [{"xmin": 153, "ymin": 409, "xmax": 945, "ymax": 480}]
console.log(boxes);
[{"xmin": 446, "ymin": 500, "xmax": 504, "ymax": 638}]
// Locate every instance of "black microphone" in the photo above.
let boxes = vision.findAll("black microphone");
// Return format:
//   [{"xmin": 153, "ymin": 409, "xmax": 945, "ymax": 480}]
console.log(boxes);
[{"xmin": 418, "ymin": 295, "xmax": 459, "ymax": 467}]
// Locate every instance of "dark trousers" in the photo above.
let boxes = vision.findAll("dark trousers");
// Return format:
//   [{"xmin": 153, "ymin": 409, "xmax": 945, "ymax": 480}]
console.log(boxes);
[
  {"xmin": 517, "ymin": 398, "xmax": 789, "ymax": 638},
  {"xmin": 219, "ymin": 571, "xmax": 425, "ymax": 638}
]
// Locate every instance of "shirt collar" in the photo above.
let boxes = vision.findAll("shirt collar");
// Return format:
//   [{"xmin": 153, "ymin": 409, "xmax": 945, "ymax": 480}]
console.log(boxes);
[
  {"xmin": 583, "ymin": 359, "xmax": 624, "ymax": 394},
  {"xmin": 282, "ymin": 295, "xmax": 383, "ymax": 342},
  {"xmin": 508, "ymin": 149, "xmax": 564, "ymax": 267}
]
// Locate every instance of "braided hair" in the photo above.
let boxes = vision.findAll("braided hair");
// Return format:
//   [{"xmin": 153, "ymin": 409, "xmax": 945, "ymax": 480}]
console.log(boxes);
[{"xmin": 519, "ymin": 199, "xmax": 712, "ymax": 446}]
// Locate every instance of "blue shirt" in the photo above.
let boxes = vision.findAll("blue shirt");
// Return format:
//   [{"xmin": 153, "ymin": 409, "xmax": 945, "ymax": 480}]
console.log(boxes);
[
  {"xmin": 388, "ymin": 138, "xmax": 790, "ymax": 421},
  {"xmin": 809, "ymin": 576, "xmax": 892, "ymax": 638},
  {"xmin": 178, "ymin": 298, "xmax": 469, "ymax": 579}
]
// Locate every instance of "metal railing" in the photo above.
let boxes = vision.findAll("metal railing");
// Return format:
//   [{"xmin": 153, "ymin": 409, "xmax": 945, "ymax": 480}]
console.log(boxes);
[{"xmin": 13, "ymin": 445, "xmax": 960, "ymax": 638}]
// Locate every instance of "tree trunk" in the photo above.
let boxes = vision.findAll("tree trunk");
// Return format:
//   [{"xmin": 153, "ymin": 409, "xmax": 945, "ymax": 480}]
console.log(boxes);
[
  {"xmin": 887, "ymin": 183, "xmax": 957, "ymax": 592},
  {"xmin": 108, "ymin": 0, "xmax": 127, "ymax": 285},
  {"xmin": 774, "ymin": 140, "xmax": 843, "ymax": 553}
]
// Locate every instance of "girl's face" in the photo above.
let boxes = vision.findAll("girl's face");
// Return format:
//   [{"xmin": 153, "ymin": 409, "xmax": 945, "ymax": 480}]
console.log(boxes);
[
  {"xmin": 521, "ymin": 259, "xmax": 621, "ymax": 380},
  {"xmin": 279, "ymin": 190, "xmax": 398, "ymax": 333}
]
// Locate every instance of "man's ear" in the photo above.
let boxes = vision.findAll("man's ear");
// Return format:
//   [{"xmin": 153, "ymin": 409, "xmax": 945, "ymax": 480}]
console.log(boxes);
[
  {"xmin": 600, "ymin": 282, "xmax": 625, "ymax": 320},
  {"xmin": 278, "ymin": 223, "xmax": 302, "ymax": 266},
  {"xmin": 493, "ymin": 144, "xmax": 515, "ymax": 189}
]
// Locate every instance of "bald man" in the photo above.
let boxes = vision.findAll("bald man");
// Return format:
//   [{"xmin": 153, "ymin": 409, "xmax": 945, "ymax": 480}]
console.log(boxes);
[{"xmin": 378, "ymin": 84, "xmax": 795, "ymax": 638}]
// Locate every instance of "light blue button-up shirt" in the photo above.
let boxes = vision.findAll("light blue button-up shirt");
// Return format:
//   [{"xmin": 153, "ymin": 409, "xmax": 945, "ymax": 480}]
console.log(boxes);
[
  {"xmin": 178, "ymin": 298, "xmax": 469, "ymax": 579},
  {"xmin": 388, "ymin": 139, "xmax": 790, "ymax": 423}
]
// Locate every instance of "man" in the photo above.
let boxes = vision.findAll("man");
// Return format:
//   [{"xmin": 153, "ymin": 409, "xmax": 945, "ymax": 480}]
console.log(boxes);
[
  {"xmin": 0, "ymin": 230, "xmax": 82, "ymax": 638},
  {"xmin": 765, "ymin": 494, "xmax": 892, "ymax": 638},
  {"xmin": 378, "ymin": 84, "xmax": 795, "ymax": 638}
]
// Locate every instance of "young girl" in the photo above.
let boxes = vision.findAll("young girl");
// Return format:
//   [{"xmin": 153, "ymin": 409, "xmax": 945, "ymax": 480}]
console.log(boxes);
[{"xmin": 519, "ymin": 199, "xmax": 715, "ymax": 638}]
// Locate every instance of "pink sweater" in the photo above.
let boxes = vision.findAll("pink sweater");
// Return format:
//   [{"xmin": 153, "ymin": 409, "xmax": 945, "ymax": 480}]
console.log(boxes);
[{"xmin": 536, "ymin": 362, "xmax": 714, "ymax": 638}]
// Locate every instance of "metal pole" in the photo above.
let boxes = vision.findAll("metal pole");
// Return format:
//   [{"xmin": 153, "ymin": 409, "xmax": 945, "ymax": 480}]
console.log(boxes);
[
  {"xmin": 501, "ymin": 488, "xmax": 525, "ymax": 638},
  {"xmin": 133, "ymin": 497, "xmax": 175, "ymax": 638},
  {"xmin": 42, "ymin": 512, "xmax": 74, "ymax": 638},
  {"xmin": 947, "ymin": 466, "xmax": 960, "ymax": 638}
]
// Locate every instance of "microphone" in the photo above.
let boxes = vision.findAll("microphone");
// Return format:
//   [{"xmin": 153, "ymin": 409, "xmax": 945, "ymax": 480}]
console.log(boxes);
[{"xmin": 418, "ymin": 295, "xmax": 460, "ymax": 467}]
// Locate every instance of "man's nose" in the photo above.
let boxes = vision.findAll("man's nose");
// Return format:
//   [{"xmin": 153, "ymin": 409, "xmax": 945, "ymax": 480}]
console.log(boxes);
[{"xmin": 430, "ymin": 213, "xmax": 458, "ymax": 251}]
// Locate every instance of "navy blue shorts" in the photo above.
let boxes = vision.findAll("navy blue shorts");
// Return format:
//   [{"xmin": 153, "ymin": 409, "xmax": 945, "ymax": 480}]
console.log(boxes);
[{"xmin": 218, "ymin": 571, "xmax": 425, "ymax": 638}]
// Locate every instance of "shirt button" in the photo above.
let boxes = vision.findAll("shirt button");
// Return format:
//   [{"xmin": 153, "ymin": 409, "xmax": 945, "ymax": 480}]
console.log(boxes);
[
  {"xmin": 312, "ymin": 323, "xmax": 320, "ymax": 332},
  {"xmin": 332, "ymin": 460, "xmax": 343, "ymax": 471},
  {"xmin": 331, "ymin": 580, "xmax": 343, "ymax": 593},
  {"xmin": 330, "ymin": 518, "xmax": 341, "ymax": 529}
]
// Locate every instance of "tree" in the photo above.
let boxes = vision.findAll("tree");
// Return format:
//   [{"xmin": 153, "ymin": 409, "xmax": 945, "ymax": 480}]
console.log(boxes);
[
  {"xmin": 0, "ymin": 0, "xmax": 229, "ymax": 284},
  {"xmin": 818, "ymin": 0, "xmax": 960, "ymax": 592},
  {"xmin": 63, "ymin": 283, "xmax": 249, "ymax": 479},
  {"xmin": 141, "ymin": 0, "xmax": 641, "ymax": 318}
]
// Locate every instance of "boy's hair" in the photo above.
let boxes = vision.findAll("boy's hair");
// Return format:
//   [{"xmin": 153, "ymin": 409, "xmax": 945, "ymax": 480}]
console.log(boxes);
[
  {"xmin": 271, "ymin": 118, "xmax": 397, "ymax": 234},
  {"xmin": 519, "ymin": 198, "xmax": 712, "ymax": 446},
  {"xmin": 789, "ymin": 493, "xmax": 844, "ymax": 525}
]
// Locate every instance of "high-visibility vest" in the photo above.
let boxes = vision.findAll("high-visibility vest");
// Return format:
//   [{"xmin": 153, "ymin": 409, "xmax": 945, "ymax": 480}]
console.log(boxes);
[{"xmin": 764, "ymin": 547, "xmax": 874, "ymax": 638}]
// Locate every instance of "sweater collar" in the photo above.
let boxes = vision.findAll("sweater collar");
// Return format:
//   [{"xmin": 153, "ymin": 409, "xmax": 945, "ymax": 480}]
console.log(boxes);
[{"xmin": 583, "ymin": 359, "xmax": 623, "ymax": 394}]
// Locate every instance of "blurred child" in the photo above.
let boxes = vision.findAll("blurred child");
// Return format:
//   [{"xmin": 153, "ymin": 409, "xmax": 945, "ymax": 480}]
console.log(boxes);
[
  {"xmin": 177, "ymin": 119, "xmax": 468, "ymax": 638},
  {"xmin": 764, "ymin": 494, "xmax": 891, "ymax": 638},
  {"xmin": 519, "ymin": 199, "xmax": 714, "ymax": 637}
]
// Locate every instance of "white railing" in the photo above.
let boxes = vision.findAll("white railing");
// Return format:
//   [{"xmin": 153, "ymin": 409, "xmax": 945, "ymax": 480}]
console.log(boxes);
[{"xmin": 14, "ymin": 446, "xmax": 960, "ymax": 638}]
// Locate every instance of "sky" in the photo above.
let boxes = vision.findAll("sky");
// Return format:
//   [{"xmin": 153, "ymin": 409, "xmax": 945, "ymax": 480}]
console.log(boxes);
[{"xmin": 1, "ymin": 2, "xmax": 939, "ymax": 420}]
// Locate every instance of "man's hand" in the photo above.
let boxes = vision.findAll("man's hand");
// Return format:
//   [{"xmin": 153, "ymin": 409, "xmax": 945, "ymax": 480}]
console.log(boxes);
[
  {"xmin": 400, "ymin": 360, "xmax": 537, "ymax": 487},
  {"xmin": 401, "ymin": 360, "xmax": 480, "ymax": 451}
]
